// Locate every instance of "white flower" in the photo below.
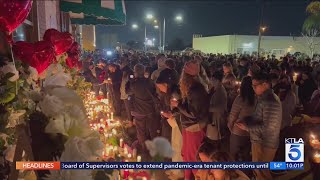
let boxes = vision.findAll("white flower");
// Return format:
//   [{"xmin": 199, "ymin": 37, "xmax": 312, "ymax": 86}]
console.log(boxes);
[
  {"xmin": 145, "ymin": 137, "xmax": 173, "ymax": 158},
  {"xmin": 67, "ymin": 105, "xmax": 86, "ymax": 121},
  {"xmin": 39, "ymin": 95, "xmax": 64, "ymax": 117},
  {"xmin": 4, "ymin": 145, "xmax": 16, "ymax": 162},
  {"xmin": 7, "ymin": 110, "xmax": 26, "ymax": 128},
  {"xmin": 43, "ymin": 71, "xmax": 71, "ymax": 88},
  {"xmin": 28, "ymin": 66, "xmax": 38, "ymax": 81},
  {"xmin": 46, "ymin": 87, "xmax": 84, "ymax": 107},
  {"xmin": 45, "ymin": 111, "xmax": 91, "ymax": 138},
  {"xmin": 1, "ymin": 62, "xmax": 19, "ymax": 81},
  {"xmin": 60, "ymin": 136, "xmax": 103, "ymax": 162},
  {"xmin": 28, "ymin": 90, "xmax": 43, "ymax": 102}
]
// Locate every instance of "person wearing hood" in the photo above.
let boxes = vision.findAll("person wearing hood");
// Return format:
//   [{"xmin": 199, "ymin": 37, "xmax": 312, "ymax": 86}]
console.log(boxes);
[{"xmin": 151, "ymin": 54, "xmax": 167, "ymax": 81}]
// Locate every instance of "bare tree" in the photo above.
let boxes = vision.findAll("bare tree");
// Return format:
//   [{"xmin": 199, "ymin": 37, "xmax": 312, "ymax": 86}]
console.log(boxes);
[{"xmin": 302, "ymin": 28, "xmax": 320, "ymax": 57}]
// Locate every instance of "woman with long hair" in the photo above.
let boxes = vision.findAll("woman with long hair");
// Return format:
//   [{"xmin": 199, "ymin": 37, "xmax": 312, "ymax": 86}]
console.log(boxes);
[
  {"xmin": 171, "ymin": 61, "xmax": 210, "ymax": 180},
  {"xmin": 196, "ymin": 142, "xmax": 250, "ymax": 180},
  {"xmin": 228, "ymin": 76, "xmax": 256, "ymax": 162}
]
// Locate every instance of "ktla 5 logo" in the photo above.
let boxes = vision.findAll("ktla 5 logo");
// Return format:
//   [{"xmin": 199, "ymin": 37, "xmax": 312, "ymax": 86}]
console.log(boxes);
[{"xmin": 285, "ymin": 138, "xmax": 304, "ymax": 162}]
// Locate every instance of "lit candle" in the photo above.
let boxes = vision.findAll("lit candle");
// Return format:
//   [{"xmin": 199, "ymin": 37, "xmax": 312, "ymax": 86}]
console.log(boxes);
[
  {"xmin": 137, "ymin": 155, "xmax": 141, "ymax": 162},
  {"xmin": 128, "ymin": 153, "xmax": 132, "ymax": 159},
  {"xmin": 112, "ymin": 129, "xmax": 117, "ymax": 135},
  {"xmin": 142, "ymin": 177, "xmax": 147, "ymax": 180},
  {"xmin": 132, "ymin": 149, "xmax": 137, "ymax": 158},
  {"xmin": 124, "ymin": 148, "xmax": 128, "ymax": 156},
  {"xmin": 111, "ymin": 112, "xmax": 114, "ymax": 120},
  {"xmin": 314, "ymin": 152, "xmax": 320, "ymax": 163},
  {"xmin": 120, "ymin": 138, "xmax": 124, "ymax": 148}
]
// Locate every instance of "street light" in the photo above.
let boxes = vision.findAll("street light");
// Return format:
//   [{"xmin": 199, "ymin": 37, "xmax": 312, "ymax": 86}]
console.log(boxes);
[
  {"xmin": 175, "ymin": 15, "xmax": 183, "ymax": 22},
  {"xmin": 146, "ymin": 14, "xmax": 153, "ymax": 19},
  {"xmin": 257, "ymin": 26, "xmax": 267, "ymax": 58},
  {"xmin": 154, "ymin": 20, "xmax": 157, "ymax": 23},
  {"xmin": 132, "ymin": 24, "xmax": 138, "ymax": 29}
]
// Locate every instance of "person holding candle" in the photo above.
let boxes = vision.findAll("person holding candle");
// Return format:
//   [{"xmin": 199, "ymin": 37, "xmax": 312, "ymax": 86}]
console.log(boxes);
[
  {"xmin": 156, "ymin": 68, "xmax": 184, "ymax": 179},
  {"xmin": 236, "ymin": 72, "xmax": 282, "ymax": 180},
  {"xmin": 106, "ymin": 63, "xmax": 123, "ymax": 117},
  {"xmin": 171, "ymin": 61, "xmax": 210, "ymax": 180},
  {"xmin": 228, "ymin": 76, "xmax": 256, "ymax": 163}
]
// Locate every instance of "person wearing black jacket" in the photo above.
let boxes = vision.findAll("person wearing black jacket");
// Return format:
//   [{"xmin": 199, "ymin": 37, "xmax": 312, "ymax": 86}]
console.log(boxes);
[
  {"xmin": 107, "ymin": 63, "xmax": 122, "ymax": 117},
  {"xmin": 156, "ymin": 68, "xmax": 184, "ymax": 179},
  {"xmin": 126, "ymin": 64, "xmax": 161, "ymax": 154},
  {"xmin": 171, "ymin": 61, "xmax": 210, "ymax": 180},
  {"xmin": 120, "ymin": 59, "xmax": 134, "ymax": 123}
]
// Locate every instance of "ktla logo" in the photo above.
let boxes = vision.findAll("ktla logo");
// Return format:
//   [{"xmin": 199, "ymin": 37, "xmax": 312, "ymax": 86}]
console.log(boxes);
[{"xmin": 285, "ymin": 138, "xmax": 304, "ymax": 162}]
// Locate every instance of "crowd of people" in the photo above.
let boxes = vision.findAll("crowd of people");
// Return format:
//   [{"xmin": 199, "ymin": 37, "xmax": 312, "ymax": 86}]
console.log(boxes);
[{"xmin": 80, "ymin": 51, "xmax": 320, "ymax": 180}]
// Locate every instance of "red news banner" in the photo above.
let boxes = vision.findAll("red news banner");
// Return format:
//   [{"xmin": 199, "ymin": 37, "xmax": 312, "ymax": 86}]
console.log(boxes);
[{"xmin": 16, "ymin": 161, "xmax": 60, "ymax": 170}]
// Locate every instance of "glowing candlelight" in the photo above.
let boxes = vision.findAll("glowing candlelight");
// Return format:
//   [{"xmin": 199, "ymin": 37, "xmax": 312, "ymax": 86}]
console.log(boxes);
[
  {"xmin": 137, "ymin": 155, "xmax": 141, "ymax": 162},
  {"xmin": 111, "ymin": 112, "xmax": 114, "ymax": 120},
  {"xmin": 172, "ymin": 98, "xmax": 177, "ymax": 101},
  {"xmin": 142, "ymin": 177, "xmax": 147, "ymax": 180},
  {"xmin": 314, "ymin": 152, "xmax": 320, "ymax": 163},
  {"xmin": 120, "ymin": 138, "xmax": 124, "ymax": 148},
  {"xmin": 128, "ymin": 153, "xmax": 132, "ymax": 159},
  {"xmin": 133, "ymin": 149, "xmax": 137, "ymax": 158}
]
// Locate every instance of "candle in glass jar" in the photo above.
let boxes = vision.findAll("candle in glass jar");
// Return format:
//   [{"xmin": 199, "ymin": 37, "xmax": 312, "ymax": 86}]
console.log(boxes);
[
  {"xmin": 132, "ymin": 149, "xmax": 137, "ymax": 158},
  {"xmin": 137, "ymin": 155, "xmax": 141, "ymax": 162},
  {"xmin": 120, "ymin": 138, "xmax": 124, "ymax": 148},
  {"xmin": 314, "ymin": 152, "xmax": 320, "ymax": 163}
]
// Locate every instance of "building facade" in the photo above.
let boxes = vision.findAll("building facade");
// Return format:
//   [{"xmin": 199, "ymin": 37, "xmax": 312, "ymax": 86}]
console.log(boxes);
[{"xmin": 193, "ymin": 35, "xmax": 320, "ymax": 58}]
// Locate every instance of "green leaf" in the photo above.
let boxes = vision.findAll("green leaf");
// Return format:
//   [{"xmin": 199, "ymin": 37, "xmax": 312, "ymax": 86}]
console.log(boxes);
[{"xmin": 303, "ymin": 14, "xmax": 320, "ymax": 31}]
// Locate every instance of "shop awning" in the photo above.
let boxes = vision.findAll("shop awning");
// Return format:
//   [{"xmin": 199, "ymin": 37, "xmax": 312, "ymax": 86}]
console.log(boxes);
[{"xmin": 60, "ymin": 0, "xmax": 126, "ymax": 25}]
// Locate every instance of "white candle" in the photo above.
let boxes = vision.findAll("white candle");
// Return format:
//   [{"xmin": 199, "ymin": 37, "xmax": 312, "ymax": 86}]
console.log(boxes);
[
  {"xmin": 124, "ymin": 147, "xmax": 128, "ymax": 155},
  {"xmin": 137, "ymin": 155, "xmax": 141, "ymax": 162},
  {"xmin": 132, "ymin": 149, "xmax": 137, "ymax": 158},
  {"xmin": 111, "ymin": 112, "xmax": 114, "ymax": 120},
  {"xmin": 128, "ymin": 153, "xmax": 132, "ymax": 159},
  {"xmin": 120, "ymin": 138, "xmax": 124, "ymax": 148},
  {"xmin": 142, "ymin": 177, "xmax": 147, "ymax": 180}
]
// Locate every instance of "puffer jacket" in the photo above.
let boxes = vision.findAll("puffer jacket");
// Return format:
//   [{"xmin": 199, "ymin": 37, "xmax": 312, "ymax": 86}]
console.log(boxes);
[{"xmin": 247, "ymin": 89, "xmax": 282, "ymax": 149}]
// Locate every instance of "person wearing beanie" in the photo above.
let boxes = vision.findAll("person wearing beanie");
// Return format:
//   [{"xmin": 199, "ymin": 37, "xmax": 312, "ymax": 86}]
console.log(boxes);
[
  {"xmin": 171, "ymin": 61, "xmax": 210, "ymax": 179},
  {"xmin": 151, "ymin": 54, "xmax": 167, "ymax": 81},
  {"xmin": 125, "ymin": 64, "xmax": 161, "ymax": 155},
  {"xmin": 156, "ymin": 69, "xmax": 184, "ymax": 179}
]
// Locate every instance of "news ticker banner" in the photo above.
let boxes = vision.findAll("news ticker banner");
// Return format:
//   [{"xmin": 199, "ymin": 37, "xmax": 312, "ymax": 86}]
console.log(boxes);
[{"xmin": 16, "ymin": 162, "xmax": 303, "ymax": 170}]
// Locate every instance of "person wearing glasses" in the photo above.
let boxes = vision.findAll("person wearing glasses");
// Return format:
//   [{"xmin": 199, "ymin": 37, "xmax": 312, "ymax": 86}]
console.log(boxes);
[{"xmin": 236, "ymin": 72, "xmax": 282, "ymax": 180}]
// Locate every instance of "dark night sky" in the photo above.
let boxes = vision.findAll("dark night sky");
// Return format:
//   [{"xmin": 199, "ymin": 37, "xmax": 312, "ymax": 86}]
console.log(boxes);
[{"xmin": 96, "ymin": 0, "xmax": 310, "ymax": 46}]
